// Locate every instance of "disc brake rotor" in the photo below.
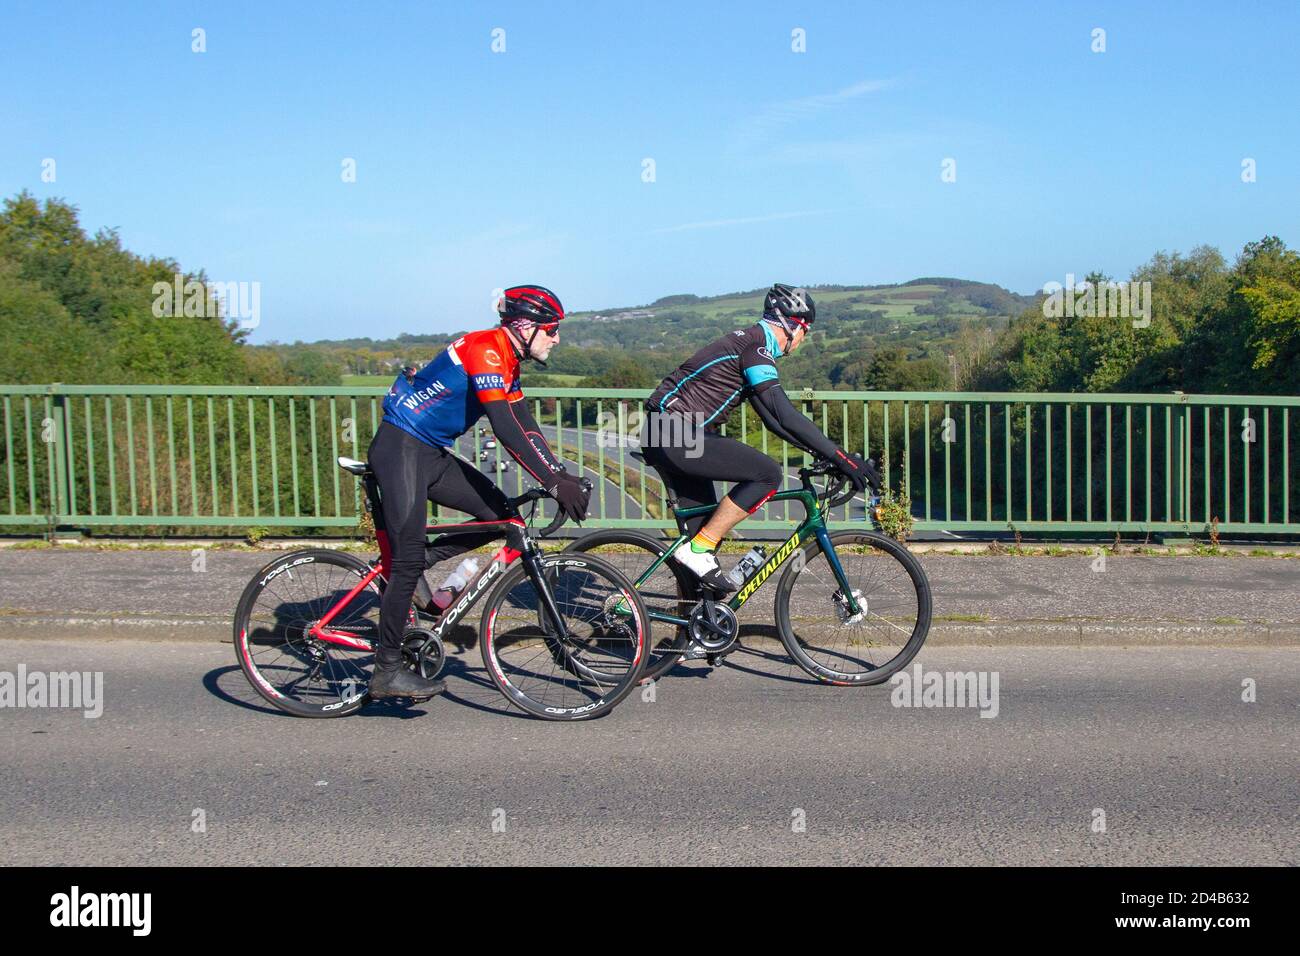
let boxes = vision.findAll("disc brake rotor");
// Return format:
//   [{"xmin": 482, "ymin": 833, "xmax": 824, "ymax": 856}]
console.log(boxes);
[{"xmin": 834, "ymin": 588, "xmax": 867, "ymax": 625}]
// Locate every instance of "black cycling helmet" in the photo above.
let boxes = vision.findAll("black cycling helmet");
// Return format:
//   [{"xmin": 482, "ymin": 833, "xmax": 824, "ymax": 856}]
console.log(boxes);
[
  {"xmin": 498, "ymin": 285, "xmax": 565, "ymax": 327},
  {"xmin": 762, "ymin": 283, "xmax": 815, "ymax": 335},
  {"xmin": 498, "ymin": 284, "xmax": 565, "ymax": 366}
]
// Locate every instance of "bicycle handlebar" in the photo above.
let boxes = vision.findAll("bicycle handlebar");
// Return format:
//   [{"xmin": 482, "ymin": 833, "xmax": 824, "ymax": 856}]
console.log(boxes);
[
  {"xmin": 825, "ymin": 478, "xmax": 858, "ymax": 509},
  {"xmin": 509, "ymin": 477, "xmax": 594, "ymax": 539},
  {"xmin": 800, "ymin": 458, "xmax": 874, "ymax": 511}
]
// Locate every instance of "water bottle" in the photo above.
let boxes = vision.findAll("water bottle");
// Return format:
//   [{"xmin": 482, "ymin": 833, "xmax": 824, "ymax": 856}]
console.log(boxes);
[
  {"xmin": 726, "ymin": 545, "xmax": 767, "ymax": 588},
  {"xmin": 431, "ymin": 557, "xmax": 481, "ymax": 611}
]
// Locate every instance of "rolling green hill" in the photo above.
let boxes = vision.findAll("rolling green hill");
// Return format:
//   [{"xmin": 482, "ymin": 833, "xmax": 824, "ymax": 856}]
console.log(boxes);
[{"xmin": 282, "ymin": 279, "xmax": 1036, "ymax": 391}]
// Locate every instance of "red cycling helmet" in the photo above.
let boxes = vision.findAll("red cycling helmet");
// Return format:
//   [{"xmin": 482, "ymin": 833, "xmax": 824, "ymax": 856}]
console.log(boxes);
[
  {"xmin": 498, "ymin": 285, "xmax": 565, "ymax": 329},
  {"xmin": 498, "ymin": 285, "xmax": 565, "ymax": 365}
]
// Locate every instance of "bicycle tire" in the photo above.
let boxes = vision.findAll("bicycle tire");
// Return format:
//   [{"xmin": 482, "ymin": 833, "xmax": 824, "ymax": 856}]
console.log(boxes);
[
  {"xmin": 480, "ymin": 553, "xmax": 649, "ymax": 720},
  {"xmin": 564, "ymin": 529, "xmax": 693, "ymax": 684},
  {"xmin": 774, "ymin": 531, "xmax": 931, "ymax": 685}
]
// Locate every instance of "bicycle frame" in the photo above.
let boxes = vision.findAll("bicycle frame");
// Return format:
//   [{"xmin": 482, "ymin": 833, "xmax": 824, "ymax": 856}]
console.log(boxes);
[
  {"xmin": 305, "ymin": 536, "xmax": 527, "ymax": 652},
  {"xmin": 306, "ymin": 473, "xmax": 560, "ymax": 652},
  {"xmin": 632, "ymin": 482, "xmax": 870, "ymax": 630}
]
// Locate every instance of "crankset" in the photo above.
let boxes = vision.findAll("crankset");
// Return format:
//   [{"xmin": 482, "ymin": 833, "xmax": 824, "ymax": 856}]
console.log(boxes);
[
  {"xmin": 401, "ymin": 627, "xmax": 446, "ymax": 680},
  {"xmin": 687, "ymin": 599, "xmax": 739, "ymax": 654}
]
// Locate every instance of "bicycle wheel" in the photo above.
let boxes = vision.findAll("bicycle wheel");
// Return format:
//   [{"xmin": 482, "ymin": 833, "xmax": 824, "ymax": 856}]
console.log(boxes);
[
  {"xmin": 480, "ymin": 553, "xmax": 649, "ymax": 720},
  {"xmin": 234, "ymin": 549, "xmax": 381, "ymax": 718},
  {"xmin": 564, "ymin": 530, "xmax": 692, "ymax": 683},
  {"xmin": 774, "ymin": 531, "xmax": 931, "ymax": 685}
]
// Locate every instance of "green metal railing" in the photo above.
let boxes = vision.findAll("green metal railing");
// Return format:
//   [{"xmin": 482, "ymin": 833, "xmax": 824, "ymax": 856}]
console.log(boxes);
[{"xmin": 1, "ymin": 384, "xmax": 1296, "ymax": 537}]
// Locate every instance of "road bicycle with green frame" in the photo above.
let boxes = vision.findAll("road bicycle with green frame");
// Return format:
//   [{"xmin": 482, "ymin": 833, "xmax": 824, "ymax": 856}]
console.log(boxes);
[{"xmin": 565, "ymin": 457, "xmax": 932, "ymax": 686}]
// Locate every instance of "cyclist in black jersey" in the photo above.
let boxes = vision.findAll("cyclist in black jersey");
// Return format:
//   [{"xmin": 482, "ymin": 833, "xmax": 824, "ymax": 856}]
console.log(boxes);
[{"xmin": 642, "ymin": 284, "xmax": 880, "ymax": 591}]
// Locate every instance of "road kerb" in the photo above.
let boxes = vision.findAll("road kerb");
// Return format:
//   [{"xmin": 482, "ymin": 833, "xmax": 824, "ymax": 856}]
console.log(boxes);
[{"xmin": 0, "ymin": 614, "xmax": 1294, "ymax": 646}]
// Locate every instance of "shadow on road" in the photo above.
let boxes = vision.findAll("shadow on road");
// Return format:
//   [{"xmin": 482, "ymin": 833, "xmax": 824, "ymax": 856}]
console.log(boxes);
[
  {"xmin": 722, "ymin": 624, "xmax": 825, "ymax": 686},
  {"xmin": 434, "ymin": 655, "xmax": 533, "ymax": 721},
  {"xmin": 204, "ymin": 652, "xmax": 535, "ymax": 721},
  {"xmin": 203, "ymin": 664, "xmax": 296, "ymax": 717},
  {"xmin": 204, "ymin": 664, "xmax": 435, "ymax": 719},
  {"xmin": 206, "ymin": 623, "xmax": 823, "ymax": 721}
]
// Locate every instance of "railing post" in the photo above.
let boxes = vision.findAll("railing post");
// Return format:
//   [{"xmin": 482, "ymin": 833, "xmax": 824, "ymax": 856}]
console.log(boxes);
[
  {"xmin": 48, "ymin": 383, "xmax": 73, "ymax": 530},
  {"xmin": 1171, "ymin": 393, "xmax": 1185, "ymax": 526}
]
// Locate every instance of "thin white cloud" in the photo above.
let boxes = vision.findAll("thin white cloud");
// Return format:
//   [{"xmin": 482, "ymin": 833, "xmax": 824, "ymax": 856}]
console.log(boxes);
[
  {"xmin": 764, "ymin": 130, "xmax": 927, "ymax": 166},
  {"xmin": 732, "ymin": 78, "xmax": 897, "ymax": 151},
  {"xmin": 649, "ymin": 210, "xmax": 830, "ymax": 235}
]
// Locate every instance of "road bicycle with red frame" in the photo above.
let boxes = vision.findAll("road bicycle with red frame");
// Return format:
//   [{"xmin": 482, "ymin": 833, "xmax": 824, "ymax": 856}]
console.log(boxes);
[{"xmin": 233, "ymin": 456, "xmax": 649, "ymax": 720}]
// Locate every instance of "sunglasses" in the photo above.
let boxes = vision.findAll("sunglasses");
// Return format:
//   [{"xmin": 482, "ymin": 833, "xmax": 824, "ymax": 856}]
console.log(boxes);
[{"xmin": 533, "ymin": 321, "xmax": 561, "ymax": 335}]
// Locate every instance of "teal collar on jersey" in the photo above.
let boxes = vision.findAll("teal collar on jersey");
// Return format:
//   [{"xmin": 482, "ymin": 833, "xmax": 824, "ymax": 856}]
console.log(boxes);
[{"xmin": 760, "ymin": 320, "xmax": 784, "ymax": 358}]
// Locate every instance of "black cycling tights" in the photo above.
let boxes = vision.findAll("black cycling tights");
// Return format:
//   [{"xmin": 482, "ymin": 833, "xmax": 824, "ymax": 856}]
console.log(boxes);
[
  {"xmin": 368, "ymin": 422, "xmax": 517, "ymax": 666},
  {"xmin": 640, "ymin": 428, "xmax": 783, "ymax": 537}
]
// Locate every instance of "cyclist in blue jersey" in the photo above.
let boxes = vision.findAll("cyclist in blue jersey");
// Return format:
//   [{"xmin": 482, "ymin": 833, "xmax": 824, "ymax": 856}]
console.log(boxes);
[
  {"xmin": 642, "ymin": 284, "xmax": 880, "ymax": 592},
  {"xmin": 366, "ymin": 285, "xmax": 591, "ymax": 700}
]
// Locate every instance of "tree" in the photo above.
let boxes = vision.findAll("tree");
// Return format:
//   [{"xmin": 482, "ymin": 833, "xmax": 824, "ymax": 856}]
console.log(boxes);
[
  {"xmin": 0, "ymin": 264, "xmax": 97, "ymax": 383},
  {"xmin": 973, "ymin": 239, "xmax": 1296, "ymax": 396},
  {"xmin": 848, "ymin": 347, "xmax": 952, "ymax": 391},
  {"xmin": 579, "ymin": 358, "xmax": 657, "ymax": 389},
  {"xmin": 0, "ymin": 190, "xmax": 299, "ymax": 386}
]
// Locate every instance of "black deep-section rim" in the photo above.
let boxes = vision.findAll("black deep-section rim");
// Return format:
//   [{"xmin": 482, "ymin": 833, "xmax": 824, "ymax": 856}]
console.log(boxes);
[
  {"xmin": 234, "ymin": 549, "xmax": 381, "ymax": 717},
  {"xmin": 480, "ymin": 554, "xmax": 648, "ymax": 719},
  {"xmin": 776, "ymin": 531, "xmax": 931, "ymax": 684}
]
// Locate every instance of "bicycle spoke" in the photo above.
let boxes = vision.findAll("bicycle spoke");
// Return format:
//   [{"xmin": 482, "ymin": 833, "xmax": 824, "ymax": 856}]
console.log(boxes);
[
  {"xmin": 782, "ymin": 534, "xmax": 926, "ymax": 680},
  {"xmin": 237, "ymin": 552, "xmax": 382, "ymax": 714},
  {"xmin": 486, "ymin": 557, "xmax": 645, "ymax": 717}
]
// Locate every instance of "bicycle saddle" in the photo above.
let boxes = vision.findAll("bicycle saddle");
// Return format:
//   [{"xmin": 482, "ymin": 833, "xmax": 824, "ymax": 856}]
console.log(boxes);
[{"xmin": 337, "ymin": 456, "xmax": 370, "ymax": 475}]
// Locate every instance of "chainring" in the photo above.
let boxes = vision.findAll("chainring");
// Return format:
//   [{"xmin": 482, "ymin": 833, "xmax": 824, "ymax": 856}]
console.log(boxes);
[
  {"xmin": 687, "ymin": 600, "xmax": 739, "ymax": 653},
  {"xmin": 401, "ymin": 627, "xmax": 447, "ymax": 680}
]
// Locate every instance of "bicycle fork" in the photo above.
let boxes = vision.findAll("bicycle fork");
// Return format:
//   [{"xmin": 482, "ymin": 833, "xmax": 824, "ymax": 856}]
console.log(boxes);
[
  {"xmin": 814, "ymin": 526, "xmax": 863, "ymax": 617},
  {"xmin": 522, "ymin": 542, "xmax": 571, "ymax": 639}
]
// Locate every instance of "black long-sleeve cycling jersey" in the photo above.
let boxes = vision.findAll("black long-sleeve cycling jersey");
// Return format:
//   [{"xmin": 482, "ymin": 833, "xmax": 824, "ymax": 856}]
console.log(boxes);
[
  {"xmin": 646, "ymin": 323, "xmax": 784, "ymax": 427},
  {"xmin": 646, "ymin": 321, "xmax": 839, "ymax": 456}
]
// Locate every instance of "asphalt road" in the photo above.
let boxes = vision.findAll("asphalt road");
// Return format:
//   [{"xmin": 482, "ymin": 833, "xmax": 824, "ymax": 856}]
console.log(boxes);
[{"xmin": 1, "ymin": 638, "xmax": 1295, "ymax": 865}]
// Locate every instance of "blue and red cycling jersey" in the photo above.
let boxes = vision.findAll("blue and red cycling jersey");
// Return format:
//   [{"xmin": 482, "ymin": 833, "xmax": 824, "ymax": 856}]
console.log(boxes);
[{"xmin": 382, "ymin": 327, "xmax": 523, "ymax": 448}]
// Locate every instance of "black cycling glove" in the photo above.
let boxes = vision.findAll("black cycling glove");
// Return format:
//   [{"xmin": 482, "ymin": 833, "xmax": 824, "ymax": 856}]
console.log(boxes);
[
  {"xmin": 833, "ymin": 450, "xmax": 881, "ymax": 494},
  {"xmin": 544, "ymin": 470, "xmax": 590, "ymax": 522}
]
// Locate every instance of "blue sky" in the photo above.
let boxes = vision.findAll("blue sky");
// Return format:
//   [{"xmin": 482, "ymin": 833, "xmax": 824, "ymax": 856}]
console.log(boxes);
[{"xmin": 2, "ymin": 0, "xmax": 1296, "ymax": 343}]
